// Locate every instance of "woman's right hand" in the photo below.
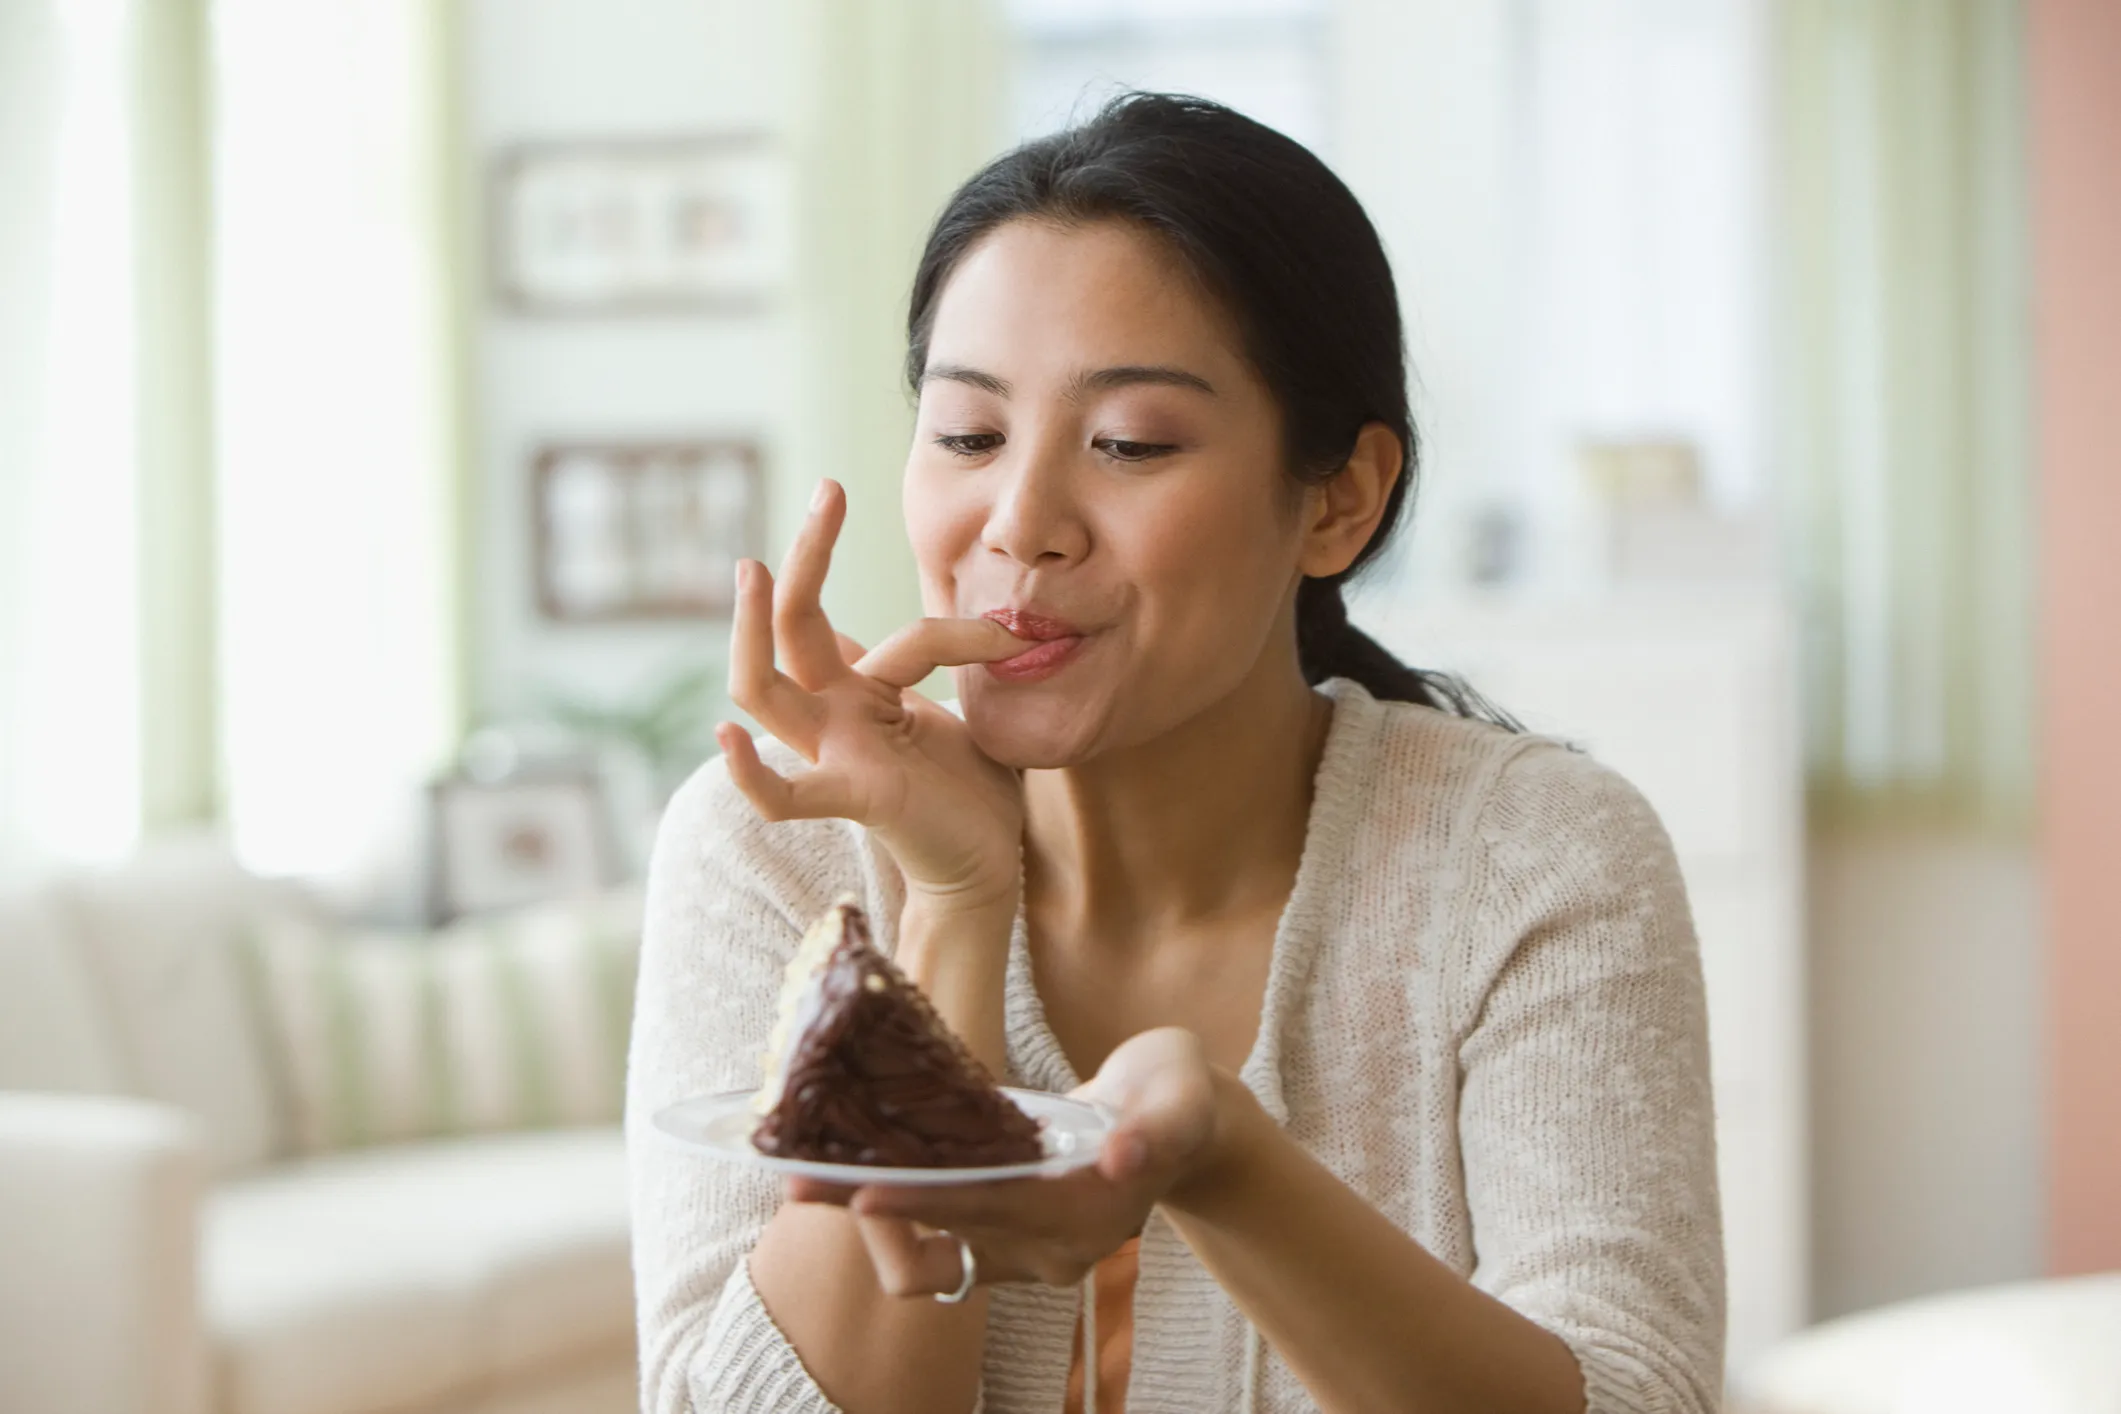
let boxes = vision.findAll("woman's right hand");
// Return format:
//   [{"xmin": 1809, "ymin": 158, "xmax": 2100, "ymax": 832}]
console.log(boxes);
[{"xmin": 717, "ymin": 479, "xmax": 1031, "ymax": 911}]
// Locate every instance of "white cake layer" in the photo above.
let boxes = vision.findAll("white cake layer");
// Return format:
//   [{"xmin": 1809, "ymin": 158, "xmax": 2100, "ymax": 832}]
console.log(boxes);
[{"xmin": 753, "ymin": 896, "xmax": 861, "ymax": 1115}]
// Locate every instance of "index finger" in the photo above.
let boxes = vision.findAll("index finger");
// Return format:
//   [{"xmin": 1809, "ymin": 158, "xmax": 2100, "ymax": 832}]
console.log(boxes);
[
  {"xmin": 773, "ymin": 479, "xmax": 851, "ymax": 688},
  {"xmin": 855, "ymin": 617, "xmax": 1028, "ymax": 691}
]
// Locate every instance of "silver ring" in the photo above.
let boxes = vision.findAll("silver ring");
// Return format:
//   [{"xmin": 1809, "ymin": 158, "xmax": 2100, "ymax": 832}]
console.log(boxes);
[{"xmin": 933, "ymin": 1233, "xmax": 976, "ymax": 1304}]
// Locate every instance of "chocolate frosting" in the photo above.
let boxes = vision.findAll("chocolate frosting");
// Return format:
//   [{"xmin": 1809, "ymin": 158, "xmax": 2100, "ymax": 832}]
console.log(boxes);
[{"xmin": 753, "ymin": 907, "xmax": 1045, "ymax": 1168}]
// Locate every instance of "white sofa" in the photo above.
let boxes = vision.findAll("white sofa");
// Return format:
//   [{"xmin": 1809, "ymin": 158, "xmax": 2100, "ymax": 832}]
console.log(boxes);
[
  {"xmin": 0, "ymin": 836, "xmax": 640, "ymax": 1414},
  {"xmin": 1733, "ymin": 1273, "xmax": 2121, "ymax": 1414}
]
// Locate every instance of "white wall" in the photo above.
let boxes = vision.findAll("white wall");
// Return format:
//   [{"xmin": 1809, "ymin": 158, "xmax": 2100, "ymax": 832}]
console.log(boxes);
[
  {"xmin": 1332, "ymin": 0, "xmax": 1768, "ymax": 599},
  {"xmin": 1329, "ymin": 0, "xmax": 1520, "ymax": 593},
  {"xmin": 463, "ymin": 0, "xmax": 791, "ymax": 731},
  {"xmin": 1806, "ymin": 828, "xmax": 2044, "ymax": 1319}
]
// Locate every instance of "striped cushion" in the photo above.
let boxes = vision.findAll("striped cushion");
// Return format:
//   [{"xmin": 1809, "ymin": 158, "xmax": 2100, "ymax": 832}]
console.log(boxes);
[{"xmin": 241, "ymin": 886, "xmax": 642, "ymax": 1155}]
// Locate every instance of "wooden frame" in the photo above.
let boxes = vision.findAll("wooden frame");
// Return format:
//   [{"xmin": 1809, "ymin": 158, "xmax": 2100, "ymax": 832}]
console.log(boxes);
[
  {"xmin": 489, "ymin": 133, "xmax": 788, "ymax": 316},
  {"xmin": 532, "ymin": 439, "xmax": 763, "ymax": 622},
  {"xmin": 427, "ymin": 768, "xmax": 619, "ymax": 924}
]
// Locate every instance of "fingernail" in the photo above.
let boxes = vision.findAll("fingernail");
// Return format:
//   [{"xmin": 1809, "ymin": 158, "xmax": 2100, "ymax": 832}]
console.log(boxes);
[
  {"xmin": 810, "ymin": 480, "xmax": 829, "ymax": 512},
  {"xmin": 734, "ymin": 559, "xmax": 750, "ymax": 590}
]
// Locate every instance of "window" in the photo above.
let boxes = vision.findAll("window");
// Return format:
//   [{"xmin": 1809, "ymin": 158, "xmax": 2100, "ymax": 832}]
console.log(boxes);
[{"xmin": 1006, "ymin": 0, "xmax": 1330, "ymax": 152}]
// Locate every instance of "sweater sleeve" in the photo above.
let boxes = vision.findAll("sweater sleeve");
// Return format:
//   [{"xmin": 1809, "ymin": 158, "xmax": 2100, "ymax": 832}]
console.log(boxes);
[
  {"xmin": 625, "ymin": 754, "xmax": 865, "ymax": 1414},
  {"xmin": 1455, "ymin": 742, "xmax": 1726, "ymax": 1414}
]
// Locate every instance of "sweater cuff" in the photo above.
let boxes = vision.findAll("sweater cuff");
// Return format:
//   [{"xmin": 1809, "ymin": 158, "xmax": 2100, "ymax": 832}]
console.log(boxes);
[
  {"xmin": 1572, "ymin": 1340, "xmax": 1662, "ymax": 1414},
  {"xmin": 692, "ymin": 1258, "xmax": 844, "ymax": 1414}
]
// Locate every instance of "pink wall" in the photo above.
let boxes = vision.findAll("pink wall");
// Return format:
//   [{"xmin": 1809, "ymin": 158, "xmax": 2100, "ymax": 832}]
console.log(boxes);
[{"xmin": 2032, "ymin": 0, "xmax": 2121, "ymax": 1276}]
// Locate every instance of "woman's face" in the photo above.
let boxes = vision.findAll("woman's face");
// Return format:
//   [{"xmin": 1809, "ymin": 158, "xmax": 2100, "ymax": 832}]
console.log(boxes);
[{"xmin": 904, "ymin": 218, "xmax": 1308, "ymax": 768}]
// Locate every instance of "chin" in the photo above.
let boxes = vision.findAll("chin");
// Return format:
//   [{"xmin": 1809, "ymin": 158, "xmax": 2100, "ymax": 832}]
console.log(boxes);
[{"xmin": 958, "ymin": 679, "xmax": 1108, "ymax": 769}]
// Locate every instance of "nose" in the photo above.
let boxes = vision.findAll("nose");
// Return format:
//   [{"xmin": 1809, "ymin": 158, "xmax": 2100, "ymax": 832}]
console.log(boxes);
[{"xmin": 981, "ymin": 436, "xmax": 1089, "ymax": 568}]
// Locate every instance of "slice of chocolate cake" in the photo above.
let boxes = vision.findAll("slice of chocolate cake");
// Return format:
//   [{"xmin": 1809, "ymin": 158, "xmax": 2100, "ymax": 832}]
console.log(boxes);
[{"xmin": 751, "ymin": 898, "xmax": 1044, "ymax": 1168}]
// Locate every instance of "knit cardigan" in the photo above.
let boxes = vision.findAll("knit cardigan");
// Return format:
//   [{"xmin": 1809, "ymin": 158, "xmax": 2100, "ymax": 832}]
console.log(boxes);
[{"xmin": 626, "ymin": 678, "xmax": 1726, "ymax": 1414}]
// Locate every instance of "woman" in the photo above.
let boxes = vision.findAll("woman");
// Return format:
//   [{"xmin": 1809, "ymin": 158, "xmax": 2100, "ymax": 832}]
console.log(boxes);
[{"xmin": 628, "ymin": 94, "xmax": 1723, "ymax": 1414}]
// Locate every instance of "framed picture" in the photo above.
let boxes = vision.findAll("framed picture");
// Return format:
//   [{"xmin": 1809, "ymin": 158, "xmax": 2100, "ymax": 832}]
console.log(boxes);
[
  {"xmin": 491, "ymin": 134, "xmax": 790, "ymax": 314},
  {"xmin": 533, "ymin": 439, "xmax": 762, "ymax": 622},
  {"xmin": 428, "ymin": 770, "xmax": 618, "ymax": 923}
]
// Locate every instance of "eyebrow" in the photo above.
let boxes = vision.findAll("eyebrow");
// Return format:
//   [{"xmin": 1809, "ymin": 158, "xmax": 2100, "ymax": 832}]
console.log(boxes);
[
  {"xmin": 1075, "ymin": 364, "xmax": 1217, "ymax": 398},
  {"xmin": 922, "ymin": 363, "xmax": 1011, "ymax": 395},
  {"xmin": 920, "ymin": 363, "xmax": 1219, "ymax": 399}
]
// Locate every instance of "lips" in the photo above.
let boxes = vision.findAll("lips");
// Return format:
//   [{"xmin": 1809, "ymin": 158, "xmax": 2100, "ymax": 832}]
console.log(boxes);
[
  {"xmin": 983, "ymin": 608, "xmax": 1081, "ymax": 641},
  {"xmin": 981, "ymin": 608, "xmax": 1087, "ymax": 683}
]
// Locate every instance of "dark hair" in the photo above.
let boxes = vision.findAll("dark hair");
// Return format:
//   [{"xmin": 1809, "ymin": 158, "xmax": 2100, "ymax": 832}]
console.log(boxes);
[{"xmin": 905, "ymin": 93, "xmax": 1515, "ymax": 727}]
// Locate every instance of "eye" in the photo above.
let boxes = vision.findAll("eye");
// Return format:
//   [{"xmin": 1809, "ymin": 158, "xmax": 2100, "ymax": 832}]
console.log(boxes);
[
  {"xmin": 1094, "ymin": 438, "xmax": 1178, "ymax": 463},
  {"xmin": 934, "ymin": 433, "xmax": 1003, "ymax": 457}
]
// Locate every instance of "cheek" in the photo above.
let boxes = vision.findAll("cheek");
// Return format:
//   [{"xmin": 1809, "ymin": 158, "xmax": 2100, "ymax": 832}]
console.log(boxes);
[
  {"xmin": 1130, "ymin": 481, "xmax": 1296, "ymax": 625},
  {"xmin": 901, "ymin": 464, "xmax": 980, "ymax": 610},
  {"xmin": 1095, "ymin": 475, "xmax": 1302, "ymax": 702}
]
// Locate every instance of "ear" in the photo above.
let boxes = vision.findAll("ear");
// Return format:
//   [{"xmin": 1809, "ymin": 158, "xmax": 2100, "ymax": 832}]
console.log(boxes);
[{"xmin": 1297, "ymin": 422, "xmax": 1402, "ymax": 579}]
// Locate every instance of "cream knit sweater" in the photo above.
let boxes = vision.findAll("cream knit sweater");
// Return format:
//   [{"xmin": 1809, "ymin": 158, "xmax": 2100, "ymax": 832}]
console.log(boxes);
[{"xmin": 627, "ymin": 678, "xmax": 1726, "ymax": 1414}]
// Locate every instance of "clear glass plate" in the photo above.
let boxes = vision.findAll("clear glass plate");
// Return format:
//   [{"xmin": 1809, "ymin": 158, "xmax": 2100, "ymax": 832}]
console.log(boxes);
[{"xmin": 651, "ymin": 1086, "xmax": 1114, "ymax": 1186}]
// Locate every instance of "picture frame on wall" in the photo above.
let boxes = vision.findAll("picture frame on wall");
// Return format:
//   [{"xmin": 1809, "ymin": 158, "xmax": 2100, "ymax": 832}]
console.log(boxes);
[
  {"xmin": 428, "ymin": 770, "xmax": 618, "ymax": 923},
  {"xmin": 533, "ymin": 439, "xmax": 763, "ymax": 622},
  {"xmin": 491, "ymin": 134, "xmax": 790, "ymax": 315}
]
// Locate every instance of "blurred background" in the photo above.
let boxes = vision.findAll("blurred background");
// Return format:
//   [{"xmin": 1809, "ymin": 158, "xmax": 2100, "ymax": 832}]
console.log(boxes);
[{"xmin": 2, "ymin": 1, "xmax": 2116, "ymax": 1412}]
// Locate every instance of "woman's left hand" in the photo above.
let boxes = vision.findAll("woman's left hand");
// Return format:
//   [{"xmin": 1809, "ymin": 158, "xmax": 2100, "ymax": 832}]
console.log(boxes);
[{"xmin": 786, "ymin": 1027, "xmax": 1236, "ymax": 1297}]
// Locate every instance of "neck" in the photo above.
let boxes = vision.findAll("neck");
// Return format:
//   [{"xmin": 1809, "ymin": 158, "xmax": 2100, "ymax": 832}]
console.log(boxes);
[{"xmin": 1021, "ymin": 644, "xmax": 1334, "ymax": 938}]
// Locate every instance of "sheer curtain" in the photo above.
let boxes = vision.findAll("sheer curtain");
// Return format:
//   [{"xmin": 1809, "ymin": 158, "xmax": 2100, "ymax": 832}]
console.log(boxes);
[
  {"xmin": 0, "ymin": 0, "xmax": 466, "ymax": 906},
  {"xmin": 211, "ymin": 0, "xmax": 467, "ymax": 912},
  {"xmin": 1777, "ymin": 0, "xmax": 2034, "ymax": 831},
  {"xmin": 0, "ymin": 0, "xmax": 147, "ymax": 880}
]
